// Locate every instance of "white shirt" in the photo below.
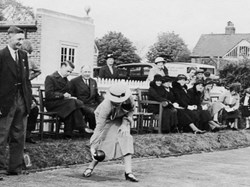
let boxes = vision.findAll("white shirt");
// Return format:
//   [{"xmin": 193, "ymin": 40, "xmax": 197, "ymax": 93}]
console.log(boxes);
[
  {"xmin": 8, "ymin": 45, "xmax": 18, "ymax": 61},
  {"xmin": 244, "ymin": 95, "xmax": 250, "ymax": 106},
  {"xmin": 82, "ymin": 78, "xmax": 89, "ymax": 86},
  {"xmin": 108, "ymin": 65, "xmax": 113, "ymax": 74}
]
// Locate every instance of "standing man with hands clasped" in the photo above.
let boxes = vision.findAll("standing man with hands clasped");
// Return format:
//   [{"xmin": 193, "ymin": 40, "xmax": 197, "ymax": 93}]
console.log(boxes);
[{"xmin": 0, "ymin": 26, "xmax": 33, "ymax": 179}]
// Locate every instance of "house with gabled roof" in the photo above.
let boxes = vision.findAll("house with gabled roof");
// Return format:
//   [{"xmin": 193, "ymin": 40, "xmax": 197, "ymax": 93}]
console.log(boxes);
[
  {"xmin": 0, "ymin": 5, "xmax": 97, "ymax": 84},
  {"xmin": 191, "ymin": 21, "xmax": 250, "ymax": 69}
]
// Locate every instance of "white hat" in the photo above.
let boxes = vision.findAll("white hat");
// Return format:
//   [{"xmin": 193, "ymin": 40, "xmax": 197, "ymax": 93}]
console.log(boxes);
[
  {"xmin": 154, "ymin": 57, "xmax": 165, "ymax": 64},
  {"xmin": 106, "ymin": 83, "xmax": 131, "ymax": 103}
]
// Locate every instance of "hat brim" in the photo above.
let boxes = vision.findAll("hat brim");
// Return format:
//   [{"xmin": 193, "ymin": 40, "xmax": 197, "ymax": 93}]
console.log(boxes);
[
  {"xmin": 105, "ymin": 88, "xmax": 131, "ymax": 103},
  {"xmin": 155, "ymin": 61, "xmax": 165, "ymax": 64}
]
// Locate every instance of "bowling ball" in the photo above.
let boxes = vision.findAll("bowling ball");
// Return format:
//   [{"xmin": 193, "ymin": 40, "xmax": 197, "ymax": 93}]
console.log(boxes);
[{"xmin": 94, "ymin": 150, "xmax": 105, "ymax": 162}]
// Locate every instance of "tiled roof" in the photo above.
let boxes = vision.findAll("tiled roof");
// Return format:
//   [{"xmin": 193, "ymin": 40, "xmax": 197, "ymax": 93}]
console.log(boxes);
[{"xmin": 192, "ymin": 34, "xmax": 250, "ymax": 57}]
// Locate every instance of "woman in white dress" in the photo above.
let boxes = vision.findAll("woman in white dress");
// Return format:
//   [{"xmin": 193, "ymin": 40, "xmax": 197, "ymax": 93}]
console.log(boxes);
[{"xmin": 82, "ymin": 83, "xmax": 138, "ymax": 182}]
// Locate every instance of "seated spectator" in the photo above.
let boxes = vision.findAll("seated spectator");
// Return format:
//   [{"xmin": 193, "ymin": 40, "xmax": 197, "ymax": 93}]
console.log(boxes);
[
  {"xmin": 148, "ymin": 74, "xmax": 178, "ymax": 133},
  {"xmin": 45, "ymin": 61, "xmax": 93, "ymax": 138},
  {"xmin": 21, "ymin": 40, "xmax": 41, "ymax": 144},
  {"xmin": 186, "ymin": 67, "xmax": 196, "ymax": 88},
  {"xmin": 202, "ymin": 78, "xmax": 214, "ymax": 106},
  {"xmin": 21, "ymin": 40, "xmax": 41, "ymax": 80},
  {"xmin": 147, "ymin": 57, "xmax": 167, "ymax": 82},
  {"xmin": 211, "ymin": 83, "xmax": 241, "ymax": 130},
  {"xmin": 70, "ymin": 65, "xmax": 103, "ymax": 130},
  {"xmin": 204, "ymin": 71, "xmax": 211, "ymax": 80},
  {"xmin": 187, "ymin": 80, "xmax": 221, "ymax": 132},
  {"xmin": 240, "ymin": 87, "xmax": 250, "ymax": 129},
  {"xmin": 195, "ymin": 69, "xmax": 204, "ymax": 81},
  {"xmin": 172, "ymin": 74, "xmax": 205, "ymax": 134},
  {"xmin": 99, "ymin": 54, "xmax": 119, "ymax": 79}
]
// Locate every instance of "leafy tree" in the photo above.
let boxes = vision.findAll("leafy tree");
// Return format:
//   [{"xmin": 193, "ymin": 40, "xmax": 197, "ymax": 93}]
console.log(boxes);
[
  {"xmin": 96, "ymin": 31, "xmax": 141, "ymax": 66},
  {"xmin": 146, "ymin": 32, "xmax": 191, "ymax": 63},
  {"xmin": 0, "ymin": 0, "xmax": 34, "ymax": 21},
  {"xmin": 219, "ymin": 59, "xmax": 250, "ymax": 90}
]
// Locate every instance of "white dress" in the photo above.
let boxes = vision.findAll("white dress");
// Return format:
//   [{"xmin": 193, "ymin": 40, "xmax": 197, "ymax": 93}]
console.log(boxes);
[{"xmin": 90, "ymin": 96, "xmax": 134, "ymax": 160}]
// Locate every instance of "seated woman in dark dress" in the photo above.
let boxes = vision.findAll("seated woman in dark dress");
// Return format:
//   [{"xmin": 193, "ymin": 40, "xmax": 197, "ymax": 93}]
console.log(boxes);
[
  {"xmin": 148, "ymin": 74, "xmax": 178, "ymax": 133},
  {"xmin": 172, "ymin": 74, "xmax": 205, "ymax": 134},
  {"xmin": 187, "ymin": 79, "xmax": 221, "ymax": 132}
]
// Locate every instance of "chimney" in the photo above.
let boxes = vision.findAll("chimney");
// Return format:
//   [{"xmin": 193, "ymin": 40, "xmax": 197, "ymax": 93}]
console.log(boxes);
[{"xmin": 225, "ymin": 21, "xmax": 235, "ymax": 34}]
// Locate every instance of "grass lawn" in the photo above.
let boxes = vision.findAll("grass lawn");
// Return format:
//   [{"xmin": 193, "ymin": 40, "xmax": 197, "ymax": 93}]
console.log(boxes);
[{"xmin": 25, "ymin": 130, "xmax": 250, "ymax": 171}]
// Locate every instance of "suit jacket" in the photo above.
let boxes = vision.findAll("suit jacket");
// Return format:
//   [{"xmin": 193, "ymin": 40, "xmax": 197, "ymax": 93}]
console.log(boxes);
[
  {"xmin": 45, "ymin": 71, "xmax": 85, "ymax": 118},
  {"xmin": 99, "ymin": 65, "xmax": 119, "ymax": 79},
  {"xmin": 70, "ymin": 76, "xmax": 103, "ymax": 106},
  {"xmin": 0, "ymin": 46, "xmax": 32, "ymax": 117}
]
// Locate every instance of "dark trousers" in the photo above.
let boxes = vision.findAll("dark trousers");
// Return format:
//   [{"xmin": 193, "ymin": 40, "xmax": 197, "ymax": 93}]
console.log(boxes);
[
  {"xmin": 83, "ymin": 104, "xmax": 97, "ymax": 130},
  {"xmin": 26, "ymin": 106, "xmax": 39, "ymax": 138},
  {"xmin": 0, "ymin": 92, "xmax": 27, "ymax": 173},
  {"xmin": 63, "ymin": 109, "xmax": 86, "ymax": 135},
  {"xmin": 161, "ymin": 107, "xmax": 178, "ymax": 133}
]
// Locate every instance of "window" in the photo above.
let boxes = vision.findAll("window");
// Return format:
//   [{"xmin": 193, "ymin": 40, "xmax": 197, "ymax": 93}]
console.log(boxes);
[
  {"xmin": 60, "ymin": 45, "xmax": 76, "ymax": 63},
  {"xmin": 130, "ymin": 67, "xmax": 141, "ymax": 77},
  {"xmin": 143, "ymin": 67, "xmax": 151, "ymax": 75}
]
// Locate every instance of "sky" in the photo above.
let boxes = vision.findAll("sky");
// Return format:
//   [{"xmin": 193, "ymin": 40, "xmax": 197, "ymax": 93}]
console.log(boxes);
[{"xmin": 20, "ymin": 0, "xmax": 250, "ymax": 57}]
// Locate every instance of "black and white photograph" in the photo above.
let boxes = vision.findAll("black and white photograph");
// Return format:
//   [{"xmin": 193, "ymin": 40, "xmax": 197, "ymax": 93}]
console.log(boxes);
[{"xmin": 1, "ymin": 0, "xmax": 250, "ymax": 186}]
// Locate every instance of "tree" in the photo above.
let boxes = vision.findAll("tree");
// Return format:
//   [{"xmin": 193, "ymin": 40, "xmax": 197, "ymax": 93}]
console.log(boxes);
[
  {"xmin": 219, "ymin": 59, "xmax": 250, "ymax": 90},
  {"xmin": 146, "ymin": 32, "xmax": 191, "ymax": 63},
  {"xmin": 96, "ymin": 31, "xmax": 141, "ymax": 66},
  {"xmin": 0, "ymin": 0, "xmax": 34, "ymax": 21}
]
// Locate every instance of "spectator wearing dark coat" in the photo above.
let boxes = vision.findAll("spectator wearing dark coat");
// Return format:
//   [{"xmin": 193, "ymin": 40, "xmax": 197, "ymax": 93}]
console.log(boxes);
[
  {"xmin": 99, "ymin": 54, "xmax": 119, "ymax": 79},
  {"xmin": 187, "ymin": 80, "xmax": 220, "ymax": 132},
  {"xmin": 70, "ymin": 65, "xmax": 103, "ymax": 130},
  {"xmin": 148, "ymin": 74, "xmax": 178, "ymax": 133},
  {"xmin": 45, "ymin": 61, "xmax": 93, "ymax": 138},
  {"xmin": 172, "ymin": 74, "xmax": 205, "ymax": 134}
]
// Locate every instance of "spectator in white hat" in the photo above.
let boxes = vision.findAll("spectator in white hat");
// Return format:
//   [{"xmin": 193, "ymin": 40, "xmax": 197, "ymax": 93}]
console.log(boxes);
[{"xmin": 146, "ymin": 57, "xmax": 167, "ymax": 82}]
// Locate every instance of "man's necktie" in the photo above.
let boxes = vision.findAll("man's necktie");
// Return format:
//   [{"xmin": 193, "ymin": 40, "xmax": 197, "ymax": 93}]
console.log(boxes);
[
  {"xmin": 85, "ymin": 79, "xmax": 89, "ymax": 87},
  {"xmin": 15, "ymin": 51, "xmax": 18, "ymax": 64}
]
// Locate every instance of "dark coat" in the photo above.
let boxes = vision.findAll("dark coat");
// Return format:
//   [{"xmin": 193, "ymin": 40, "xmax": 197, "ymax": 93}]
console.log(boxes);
[
  {"xmin": 70, "ymin": 76, "xmax": 103, "ymax": 106},
  {"xmin": 148, "ymin": 81, "xmax": 168, "ymax": 114},
  {"xmin": 172, "ymin": 81, "xmax": 198, "ymax": 130},
  {"xmin": 99, "ymin": 65, "xmax": 119, "ymax": 79},
  {"xmin": 187, "ymin": 86, "xmax": 212, "ymax": 130},
  {"xmin": 44, "ymin": 71, "xmax": 84, "ymax": 118},
  {"xmin": 148, "ymin": 81, "xmax": 178, "ymax": 132},
  {"xmin": 187, "ymin": 86, "xmax": 203, "ymax": 110},
  {"xmin": 0, "ymin": 47, "xmax": 32, "ymax": 117},
  {"xmin": 172, "ymin": 81, "xmax": 190, "ymax": 108}
]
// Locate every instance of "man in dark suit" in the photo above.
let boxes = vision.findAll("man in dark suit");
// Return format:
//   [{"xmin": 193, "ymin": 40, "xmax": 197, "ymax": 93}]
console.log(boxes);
[
  {"xmin": 70, "ymin": 65, "xmax": 103, "ymax": 130},
  {"xmin": 0, "ymin": 26, "xmax": 32, "ymax": 177},
  {"xmin": 99, "ymin": 54, "xmax": 119, "ymax": 79},
  {"xmin": 45, "ymin": 61, "xmax": 93, "ymax": 138}
]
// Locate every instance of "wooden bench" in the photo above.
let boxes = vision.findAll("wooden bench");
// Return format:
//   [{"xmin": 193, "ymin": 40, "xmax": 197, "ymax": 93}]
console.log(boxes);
[
  {"xmin": 137, "ymin": 88, "xmax": 163, "ymax": 133},
  {"xmin": 38, "ymin": 89, "xmax": 63, "ymax": 139}
]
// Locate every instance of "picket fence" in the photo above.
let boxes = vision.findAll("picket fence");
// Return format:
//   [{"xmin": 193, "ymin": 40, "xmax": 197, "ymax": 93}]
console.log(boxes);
[{"xmin": 95, "ymin": 78, "xmax": 149, "ymax": 92}]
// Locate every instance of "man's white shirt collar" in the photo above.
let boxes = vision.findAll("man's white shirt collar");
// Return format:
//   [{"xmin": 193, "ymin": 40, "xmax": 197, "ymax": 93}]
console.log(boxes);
[{"xmin": 8, "ymin": 45, "xmax": 18, "ymax": 61}]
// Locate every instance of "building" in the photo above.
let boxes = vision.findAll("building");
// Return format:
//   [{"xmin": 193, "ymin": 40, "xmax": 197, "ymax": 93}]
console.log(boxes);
[
  {"xmin": 0, "ymin": 8, "xmax": 96, "ymax": 84},
  {"xmin": 191, "ymin": 21, "xmax": 250, "ymax": 69}
]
